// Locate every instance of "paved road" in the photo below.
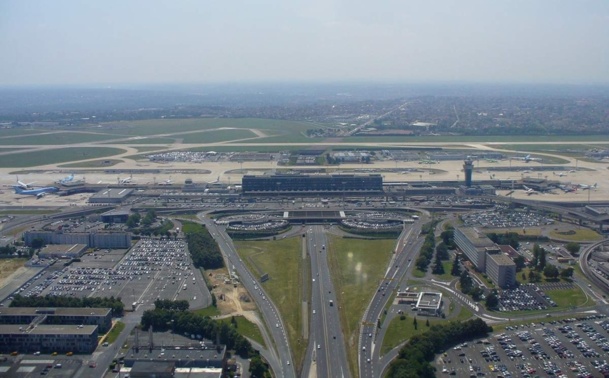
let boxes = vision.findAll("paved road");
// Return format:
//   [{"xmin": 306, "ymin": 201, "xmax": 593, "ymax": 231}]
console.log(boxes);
[
  {"xmin": 359, "ymin": 219, "xmax": 424, "ymax": 378},
  {"xmin": 200, "ymin": 217, "xmax": 295, "ymax": 378},
  {"xmin": 302, "ymin": 225, "xmax": 351, "ymax": 378}
]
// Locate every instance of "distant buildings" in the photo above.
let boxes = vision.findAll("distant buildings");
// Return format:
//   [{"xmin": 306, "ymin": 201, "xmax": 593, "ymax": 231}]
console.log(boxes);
[
  {"xmin": 242, "ymin": 174, "xmax": 383, "ymax": 194},
  {"xmin": 24, "ymin": 231, "xmax": 131, "ymax": 249}
]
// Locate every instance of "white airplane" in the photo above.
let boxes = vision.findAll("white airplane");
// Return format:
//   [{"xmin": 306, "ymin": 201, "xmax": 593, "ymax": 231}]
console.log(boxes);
[
  {"xmin": 13, "ymin": 176, "xmax": 36, "ymax": 190},
  {"xmin": 207, "ymin": 176, "xmax": 220, "ymax": 184},
  {"xmin": 159, "ymin": 177, "xmax": 173, "ymax": 185},
  {"xmin": 117, "ymin": 174, "xmax": 133, "ymax": 184},
  {"xmin": 57, "ymin": 173, "xmax": 74, "ymax": 184},
  {"xmin": 515, "ymin": 154, "xmax": 542, "ymax": 163},
  {"xmin": 523, "ymin": 185, "xmax": 538, "ymax": 195},
  {"xmin": 554, "ymin": 172, "xmax": 567, "ymax": 177},
  {"xmin": 579, "ymin": 183, "xmax": 597, "ymax": 190}
]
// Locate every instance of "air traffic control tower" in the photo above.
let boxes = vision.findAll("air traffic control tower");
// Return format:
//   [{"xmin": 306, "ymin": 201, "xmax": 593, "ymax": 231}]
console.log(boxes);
[{"xmin": 463, "ymin": 158, "xmax": 474, "ymax": 187}]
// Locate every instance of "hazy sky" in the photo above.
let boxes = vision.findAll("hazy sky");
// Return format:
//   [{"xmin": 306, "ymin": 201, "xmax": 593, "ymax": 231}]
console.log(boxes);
[{"xmin": 1, "ymin": 0, "xmax": 608, "ymax": 86}]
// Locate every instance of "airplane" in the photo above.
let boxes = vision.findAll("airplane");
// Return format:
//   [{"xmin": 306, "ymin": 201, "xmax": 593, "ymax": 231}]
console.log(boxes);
[
  {"xmin": 485, "ymin": 159, "xmax": 498, "ymax": 163},
  {"xmin": 514, "ymin": 154, "xmax": 542, "ymax": 163},
  {"xmin": 159, "ymin": 177, "xmax": 173, "ymax": 185},
  {"xmin": 579, "ymin": 183, "xmax": 597, "ymax": 190},
  {"xmin": 117, "ymin": 174, "xmax": 133, "ymax": 184},
  {"xmin": 13, "ymin": 176, "xmax": 36, "ymax": 190},
  {"xmin": 207, "ymin": 176, "xmax": 220, "ymax": 184},
  {"xmin": 57, "ymin": 173, "xmax": 74, "ymax": 184},
  {"xmin": 522, "ymin": 185, "xmax": 539, "ymax": 195},
  {"xmin": 554, "ymin": 172, "xmax": 567, "ymax": 177},
  {"xmin": 559, "ymin": 184, "xmax": 577, "ymax": 192},
  {"xmin": 14, "ymin": 186, "xmax": 59, "ymax": 199}
]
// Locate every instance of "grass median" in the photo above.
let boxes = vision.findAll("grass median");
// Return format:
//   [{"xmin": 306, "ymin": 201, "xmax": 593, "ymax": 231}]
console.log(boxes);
[
  {"xmin": 327, "ymin": 235, "xmax": 396, "ymax": 378},
  {"xmin": 234, "ymin": 238, "xmax": 305, "ymax": 371}
]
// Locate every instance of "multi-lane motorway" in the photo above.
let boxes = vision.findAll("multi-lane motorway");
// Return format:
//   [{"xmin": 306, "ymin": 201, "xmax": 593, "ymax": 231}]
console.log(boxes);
[
  {"xmin": 201, "ymin": 218, "xmax": 296, "ymax": 378},
  {"xmin": 303, "ymin": 225, "xmax": 351, "ymax": 378},
  {"xmin": 359, "ymin": 219, "xmax": 425, "ymax": 378}
]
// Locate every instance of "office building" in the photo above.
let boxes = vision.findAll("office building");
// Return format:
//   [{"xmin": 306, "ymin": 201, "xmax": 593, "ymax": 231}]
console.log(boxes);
[
  {"xmin": 0, "ymin": 324, "xmax": 98, "ymax": 354},
  {"xmin": 454, "ymin": 227, "xmax": 495, "ymax": 271},
  {"xmin": 486, "ymin": 251, "xmax": 517, "ymax": 288}
]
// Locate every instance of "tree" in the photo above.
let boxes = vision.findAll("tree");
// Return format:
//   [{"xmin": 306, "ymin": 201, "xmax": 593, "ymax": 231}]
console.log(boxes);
[
  {"xmin": 435, "ymin": 242, "xmax": 449, "ymax": 261},
  {"xmin": 249, "ymin": 354, "xmax": 268, "ymax": 378},
  {"xmin": 538, "ymin": 248, "xmax": 547, "ymax": 271},
  {"xmin": 425, "ymin": 318, "xmax": 430, "ymax": 327},
  {"xmin": 432, "ymin": 256, "xmax": 445, "ymax": 275},
  {"xmin": 528, "ymin": 270, "xmax": 541, "ymax": 283},
  {"xmin": 485, "ymin": 290, "xmax": 499, "ymax": 310},
  {"xmin": 451, "ymin": 255, "xmax": 461, "ymax": 276},
  {"xmin": 565, "ymin": 242, "xmax": 581, "ymax": 256},
  {"xmin": 413, "ymin": 317, "xmax": 418, "ymax": 330},
  {"xmin": 30, "ymin": 237, "xmax": 45, "ymax": 249},
  {"xmin": 470, "ymin": 286, "xmax": 483, "ymax": 301},
  {"xmin": 560, "ymin": 267, "xmax": 574, "ymax": 279},
  {"xmin": 543, "ymin": 264, "xmax": 560, "ymax": 280},
  {"xmin": 459, "ymin": 270, "xmax": 473, "ymax": 294},
  {"xmin": 513, "ymin": 255, "xmax": 526, "ymax": 272},
  {"xmin": 126, "ymin": 213, "xmax": 140, "ymax": 229}
]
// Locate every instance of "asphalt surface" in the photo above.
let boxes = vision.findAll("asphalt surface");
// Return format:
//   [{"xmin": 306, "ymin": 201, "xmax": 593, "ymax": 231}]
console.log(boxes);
[
  {"xmin": 302, "ymin": 225, "xmax": 351, "ymax": 378},
  {"xmin": 200, "ymin": 217, "xmax": 296, "ymax": 378},
  {"xmin": 359, "ymin": 218, "xmax": 425, "ymax": 378}
]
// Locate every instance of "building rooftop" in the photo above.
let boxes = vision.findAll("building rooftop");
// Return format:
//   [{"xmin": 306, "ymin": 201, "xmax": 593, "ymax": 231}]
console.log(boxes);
[
  {"xmin": 90, "ymin": 188, "xmax": 133, "ymax": 200},
  {"xmin": 487, "ymin": 252, "xmax": 515, "ymax": 267},
  {"xmin": 0, "ymin": 307, "xmax": 111, "ymax": 316},
  {"xmin": 458, "ymin": 227, "xmax": 496, "ymax": 248},
  {"xmin": 0, "ymin": 324, "xmax": 97, "ymax": 335}
]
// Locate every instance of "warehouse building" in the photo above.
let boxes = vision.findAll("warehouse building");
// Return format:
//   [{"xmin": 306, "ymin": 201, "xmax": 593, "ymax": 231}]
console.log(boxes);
[
  {"xmin": 0, "ymin": 307, "xmax": 112, "ymax": 333},
  {"xmin": 38, "ymin": 244, "xmax": 87, "ymax": 260},
  {"xmin": 0, "ymin": 324, "xmax": 98, "ymax": 354},
  {"xmin": 24, "ymin": 231, "xmax": 131, "ymax": 249},
  {"xmin": 242, "ymin": 174, "xmax": 383, "ymax": 194}
]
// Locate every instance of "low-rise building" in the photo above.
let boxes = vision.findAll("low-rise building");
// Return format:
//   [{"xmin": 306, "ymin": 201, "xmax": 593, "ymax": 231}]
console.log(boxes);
[{"xmin": 0, "ymin": 324, "xmax": 98, "ymax": 354}]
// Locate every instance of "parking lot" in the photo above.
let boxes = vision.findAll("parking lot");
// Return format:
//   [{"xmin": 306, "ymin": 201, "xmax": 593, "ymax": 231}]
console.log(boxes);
[
  {"xmin": 436, "ymin": 314, "xmax": 609, "ymax": 378},
  {"xmin": 3, "ymin": 239, "xmax": 211, "ymax": 310},
  {"xmin": 461, "ymin": 205, "xmax": 554, "ymax": 229}
]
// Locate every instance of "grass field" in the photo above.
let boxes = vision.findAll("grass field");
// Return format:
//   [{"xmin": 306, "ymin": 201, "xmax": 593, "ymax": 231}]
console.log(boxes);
[
  {"xmin": 548, "ymin": 228, "xmax": 603, "ymax": 242},
  {"xmin": 104, "ymin": 321, "xmax": 125, "ymax": 344},
  {"xmin": 546, "ymin": 286, "xmax": 591, "ymax": 308},
  {"xmin": 0, "ymin": 258, "xmax": 27, "ymax": 282},
  {"xmin": 344, "ymin": 134, "xmax": 609, "ymax": 144},
  {"xmin": 432, "ymin": 260, "xmax": 456, "ymax": 281},
  {"xmin": 0, "ymin": 132, "xmax": 120, "ymax": 145},
  {"xmin": 176, "ymin": 129, "xmax": 257, "ymax": 143},
  {"xmin": 327, "ymin": 235, "xmax": 396, "ymax": 377},
  {"xmin": 110, "ymin": 137, "xmax": 176, "ymax": 144},
  {"xmin": 217, "ymin": 315, "xmax": 266, "ymax": 348},
  {"xmin": 0, "ymin": 128, "xmax": 54, "ymax": 138},
  {"xmin": 192, "ymin": 306, "xmax": 221, "ymax": 317},
  {"xmin": 233, "ymin": 238, "xmax": 306, "ymax": 370},
  {"xmin": 0, "ymin": 147, "xmax": 126, "ymax": 167},
  {"xmin": 380, "ymin": 315, "xmax": 443, "ymax": 355},
  {"xmin": 94, "ymin": 118, "xmax": 318, "ymax": 136}
]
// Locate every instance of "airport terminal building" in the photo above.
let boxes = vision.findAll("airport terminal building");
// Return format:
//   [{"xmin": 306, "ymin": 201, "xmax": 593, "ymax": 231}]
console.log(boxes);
[{"xmin": 242, "ymin": 174, "xmax": 383, "ymax": 194}]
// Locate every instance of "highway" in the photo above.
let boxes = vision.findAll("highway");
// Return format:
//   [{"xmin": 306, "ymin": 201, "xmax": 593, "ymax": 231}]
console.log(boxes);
[
  {"xmin": 303, "ymin": 225, "xmax": 351, "ymax": 378},
  {"xmin": 200, "ymin": 217, "xmax": 296, "ymax": 378},
  {"xmin": 359, "ymin": 219, "xmax": 425, "ymax": 378}
]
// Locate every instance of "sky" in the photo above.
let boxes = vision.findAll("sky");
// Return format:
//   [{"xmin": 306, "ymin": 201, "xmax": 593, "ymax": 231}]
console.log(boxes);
[{"xmin": 1, "ymin": 0, "xmax": 608, "ymax": 86}]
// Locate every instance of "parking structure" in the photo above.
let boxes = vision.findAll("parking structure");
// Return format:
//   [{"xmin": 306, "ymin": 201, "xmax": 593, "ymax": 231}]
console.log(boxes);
[{"xmin": 437, "ymin": 314, "xmax": 609, "ymax": 378}]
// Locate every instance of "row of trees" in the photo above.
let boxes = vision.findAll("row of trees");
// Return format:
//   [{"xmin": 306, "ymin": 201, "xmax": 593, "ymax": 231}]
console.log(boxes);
[
  {"xmin": 387, "ymin": 318, "xmax": 493, "ymax": 378},
  {"xmin": 486, "ymin": 232, "xmax": 520, "ymax": 250},
  {"xmin": 10, "ymin": 294, "xmax": 124, "ymax": 316},
  {"xmin": 415, "ymin": 232, "xmax": 436, "ymax": 272},
  {"xmin": 184, "ymin": 222, "xmax": 224, "ymax": 270},
  {"xmin": 153, "ymin": 299, "xmax": 190, "ymax": 311},
  {"xmin": 140, "ymin": 305, "xmax": 253, "ymax": 358}
]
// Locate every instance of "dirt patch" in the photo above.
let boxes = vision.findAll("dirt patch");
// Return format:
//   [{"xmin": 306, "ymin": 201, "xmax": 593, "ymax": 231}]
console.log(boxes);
[
  {"xmin": 206, "ymin": 268, "xmax": 257, "ymax": 315},
  {"xmin": 0, "ymin": 259, "xmax": 28, "ymax": 289}
]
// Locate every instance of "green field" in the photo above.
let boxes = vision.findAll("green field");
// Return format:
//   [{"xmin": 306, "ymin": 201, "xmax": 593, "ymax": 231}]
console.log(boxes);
[
  {"xmin": 110, "ymin": 137, "xmax": 175, "ymax": 144},
  {"xmin": 380, "ymin": 315, "xmax": 443, "ymax": 355},
  {"xmin": 176, "ymin": 129, "xmax": 257, "ymax": 143},
  {"xmin": 327, "ymin": 235, "xmax": 396, "ymax": 377},
  {"xmin": 546, "ymin": 287, "xmax": 591, "ymax": 308},
  {"xmin": 234, "ymin": 238, "xmax": 306, "ymax": 370},
  {"xmin": 0, "ymin": 128, "xmax": 49, "ymax": 138},
  {"xmin": 0, "ymin": 132, "xmax": 120, "ymax": 145},
  {"xmin": 94, "ymin": 118, "xmax": 319, "ymax": 136},
  {"xmin": 0, "ymin": 147, "xmax": 126, "ymax": 168},
  {"xmin": 344, "ymin": 134, "xmax": 609, "ymax": 144},
  {"xmin": 217, "ymin": 315, "xmax": 266, "ymax": 348},
  {"xmin": 548, "ymin": 228, "xmax": 603, "ymax": 242},
  {"xmin": 246, "ymin": 134, "xmax": 316, "ymax": 144},
  {"xmin": 192, "ymin": 306, "xmax": 221, "ymax": 318}
]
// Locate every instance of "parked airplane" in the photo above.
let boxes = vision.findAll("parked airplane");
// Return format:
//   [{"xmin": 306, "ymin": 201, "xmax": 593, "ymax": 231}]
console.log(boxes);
[
  {"xmin": 579, "ymin": 183, "xmax": 597, "ymax": 190},
  {"xmin": 117, "ymin": 174, "xmax": 133, "ymax": 184},
  {"xmin": 159, "ymin": 177, "xmax": 173, "ymax": 185},
  {"xmin": 13, "ymin": 176, "xmax": 35, "ymax": 190},
  {"xmin": 14, "ymin": 186, "xmax": 59, "ymax": 199},
  {"xmin": 57, "ymin": 173, "xmax": 74, "ymax": 184},
  {"xmin": 207, "ymin": 176, "xmax": 220, "ymax": 184},
  {"xmin": 554, "ymin": 172, "xmax": 567, "ymax": 177},
  {"xmin": 522, "ymin": 185, "xmax": 539, "ymax": 195},
  {"xmin": 559, "ymin": 184, "xmax": 577, "ymax": 193}
]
